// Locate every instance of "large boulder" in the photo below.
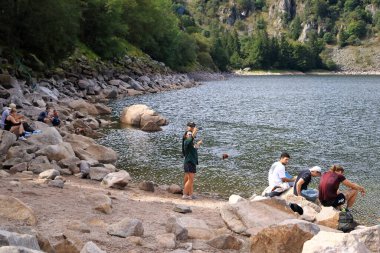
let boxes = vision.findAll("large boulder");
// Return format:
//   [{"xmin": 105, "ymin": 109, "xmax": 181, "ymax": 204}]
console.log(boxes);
[
  {"xmin": 65, "ymin": 134, "xmax": 117, "ymax": 164},
  {"xmin": 35, "ymin": 142, "xmax": 75, "ymax": 162},
  {"xmin": 302, "ymin": 231, "xmax": 370, "ymax": 253},
  {"xmin": 166, "ymin": 216, "xmax": 188, "ymax": 241},
  {"xmin": 315, "ymin": 206, "xmax": 340, "ymax": 229},
  {"xmin": 250, "ymin": 219, "xmax": 320, "ymax": 253},
  {"xmin": 220, "ymin": 198, "xmax": 297, "ymax": 236},
  {"xmin": 120, "ymin": 104, "xmax": 168, "ymax": 131},
  {"xmin": 0, "ymin": 230, "xmax": 40, "ymax": 250},
  {"xmin": 68, "ymin": 99, "xmax": 99, "ymax": 116},
  {"xmin": 351, "ymin": 225, "xmax": 380, "ymax": 252},
  {"xmin": 28, "ymin": 127, "xmax": 63, "ymax": 146},
  {"xmin": 0, "ymin": 195, "xmax": 37, "ymax": 225},
  {"xmin": 0, "ymin": 130, "xmax": 17, "ymax": 155}
]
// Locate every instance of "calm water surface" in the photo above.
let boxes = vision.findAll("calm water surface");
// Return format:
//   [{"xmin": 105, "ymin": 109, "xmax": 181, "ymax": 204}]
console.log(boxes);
[{"xmin": 99, "ymin": 75, "xmax": 380, "ymax": 225}]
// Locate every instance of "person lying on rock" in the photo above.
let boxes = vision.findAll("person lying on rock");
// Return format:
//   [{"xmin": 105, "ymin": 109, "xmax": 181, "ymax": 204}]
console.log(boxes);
[
  {"xmin": 319, "ymin": 165, "xmax": 365, "ymax": 211},
  {"xmin": 4, "ymin": 107, "xmax": 26, "ymax": 140},
  {"xmin": 265, "ymin": 152, "xmax": 296, "ymax": 197},
  {"xmin": 293, "ymin": 166, "xmax": 322, "ymax": 202}
]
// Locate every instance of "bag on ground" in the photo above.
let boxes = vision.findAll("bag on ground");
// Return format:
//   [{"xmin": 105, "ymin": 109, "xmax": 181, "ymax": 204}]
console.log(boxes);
[{"xmin": 338, "ymin": 210, "xmax": 355, "ymax": 233}]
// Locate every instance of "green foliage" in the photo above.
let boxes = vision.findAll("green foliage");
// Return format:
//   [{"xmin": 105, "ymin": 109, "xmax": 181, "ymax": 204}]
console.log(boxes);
[
  {"xmin": 375, "ymin": 11, "xmax": 380, "ymax": 30},
  {"xmin": 211, "ymin": 38, "xmax": 229, "ymax": 71},
  {"xmin": 323, "ymin": 32, "xmax": 336, "ymax": 44},
  {"xmin": 0, "ymin": 0, "xmax": 81, "ymax": 66},
  {"xmin": 344, "ymin": 0, "xmax": 361, "ymax": 11},
  {"xmin": 290, "ymin": 17, "xmax": 303, "ymax": 40},
  {"xmin": 347, "ymin": 20, "xmax": 367, "ymax": 38},
  {"xmin": 313, "ymin": 0, "xmax": 329, "ymax": 18}
]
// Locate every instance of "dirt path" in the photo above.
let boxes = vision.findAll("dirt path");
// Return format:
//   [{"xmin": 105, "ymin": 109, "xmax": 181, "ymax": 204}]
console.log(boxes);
[{"xmin": 0, "ymin": 173, "xmax": 245, "ymax": 253}]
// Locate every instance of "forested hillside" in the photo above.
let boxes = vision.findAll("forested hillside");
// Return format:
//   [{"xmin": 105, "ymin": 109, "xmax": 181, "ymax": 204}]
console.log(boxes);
[{"xmin": 0, "ymin": 0, "xmax": 379, "ymax": 77}]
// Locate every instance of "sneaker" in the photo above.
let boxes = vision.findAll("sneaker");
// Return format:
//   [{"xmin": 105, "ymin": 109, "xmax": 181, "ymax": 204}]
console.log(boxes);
[
  {"xmin": 182, "ymin": 195, "xmax": 190, "ymax": 199},
  {"xmin": 19, "ymin": 136, "xmax": 27, "ymax": 141},
  {"xmin": 189, "ymin": 195, "xmax": 198, "ymax": 199}
]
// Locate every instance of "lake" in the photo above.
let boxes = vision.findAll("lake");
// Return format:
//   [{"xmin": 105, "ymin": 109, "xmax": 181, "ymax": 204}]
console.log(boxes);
[{"xmin": 98, "ymin": 75, "xmax": 380, "ymax": 225}]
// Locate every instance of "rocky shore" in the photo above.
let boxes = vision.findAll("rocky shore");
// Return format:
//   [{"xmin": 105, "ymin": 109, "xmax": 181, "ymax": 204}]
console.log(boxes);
[{"xmin": 0, "ymin": 56, "xmax": 379, "ymax": 253}]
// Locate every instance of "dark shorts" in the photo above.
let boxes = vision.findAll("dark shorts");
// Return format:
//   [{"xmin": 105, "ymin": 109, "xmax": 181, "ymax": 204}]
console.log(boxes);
[
  {"xmin": 184, "ymin": 162, "xmax": 196, "ymax": 173},
  {"xmin": 321, "ymin": 193, "xmax": 346, "ymax": 207}
]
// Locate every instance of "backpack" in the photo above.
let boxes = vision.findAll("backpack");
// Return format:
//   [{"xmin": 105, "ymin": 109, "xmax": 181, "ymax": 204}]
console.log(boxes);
[
  {"xmin": 338, "ymin": 210, "xmax": 355, "ymax": 233},
  {"xmin": 52, "ymin": 117, "xmax": 61, "ymax": 126}
]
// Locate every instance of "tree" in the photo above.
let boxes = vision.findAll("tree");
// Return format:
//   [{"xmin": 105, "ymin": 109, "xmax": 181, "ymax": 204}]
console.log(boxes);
[
  {"xmin": 0, "ymin": 0, "xmax": 81, "ymax": 66},
  {"xmin": 211, "ymin": 38, "xmax": 229, "ymax": 71},
  {"xmin": 290, "ymin": 17, "xmax": 302, "ymax": 40}
]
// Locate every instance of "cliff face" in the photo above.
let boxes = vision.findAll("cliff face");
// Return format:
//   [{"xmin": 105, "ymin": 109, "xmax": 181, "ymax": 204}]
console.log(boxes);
[{"xmin": 187, "ymin": 0, "xmax": 380, "ymax": 72}]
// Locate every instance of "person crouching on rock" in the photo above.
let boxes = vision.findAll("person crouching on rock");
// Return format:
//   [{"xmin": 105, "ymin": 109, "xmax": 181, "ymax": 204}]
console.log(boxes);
[
  {"xmin": 294, "ymin": 166, "xmax": 322, "ymax": 202},
  {"xmin": 319, "ymin": 165, "xmax": 365, "ymax": 211},
  {"xmin": 182, "ymin": 122, "xmax": 202, "ymax": 200}
]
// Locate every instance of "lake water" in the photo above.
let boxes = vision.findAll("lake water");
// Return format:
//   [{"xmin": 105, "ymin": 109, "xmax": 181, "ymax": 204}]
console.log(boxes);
[{"xmin": 99, "ymin": 75, "xmax": 380, "ymax": 225}]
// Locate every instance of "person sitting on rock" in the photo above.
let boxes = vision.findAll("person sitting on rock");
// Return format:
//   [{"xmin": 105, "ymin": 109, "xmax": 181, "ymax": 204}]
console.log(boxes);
[
  {"xmin": 319, "ymin": 165, "xmax": 365, "ymax": 211},
  {"xmin": 4, "ymin": 107, "xmax": 26, "ymax": 140},
  {"xmin": 294, "ymin": 166, "xmax": 322, "ymax": 202},
  {"xmin": 264, "ymin": 152, "xmax": 295, "ymax": 197},
  {"xmin": 38, "ymin": 105, "xmax": 53, "ymax": 124},
  {"xmin": 1, "ymin": 103, "xmax": 16, "ymax": 129},
  {"xmin": 51, "ymin": 109, "xmax": 61, "ymax": 127}
]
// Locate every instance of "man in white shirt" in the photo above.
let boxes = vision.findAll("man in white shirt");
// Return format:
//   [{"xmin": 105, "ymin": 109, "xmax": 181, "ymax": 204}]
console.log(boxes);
[{"xmin": 266, "ymin": 152, "xmax": 295, "ymax": 196}]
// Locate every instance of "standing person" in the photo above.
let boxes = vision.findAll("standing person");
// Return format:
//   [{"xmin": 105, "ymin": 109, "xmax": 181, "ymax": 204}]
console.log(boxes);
[
  {"xmin": 1, "ymin": 103, "xmax": 16, "ymax": 129},
  {"xmin": 265, "ymin": 152, "xmax": 295, "ymax": 197},
  {"xmin": 294, "ymin": 166, "xmax": 322, "ymax": 201},
  {"xmin": 182, "ymin": 122, "xmax": 202, "ymax": 200},
  {"xmin": 319, "ymin": 165, "xmax": 365, "ymax": 211}
]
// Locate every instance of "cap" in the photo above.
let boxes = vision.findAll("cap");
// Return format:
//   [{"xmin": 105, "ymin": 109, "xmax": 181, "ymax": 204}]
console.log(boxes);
[
  {"xmin": 309, "ymin": 166, "xmax": 322, "ymax": 173},
  {"xmin": 187, "ymin": 122, "xmax": 196, "ymax": 127},
  {"xmin": 9, "ymin": 103, "xmax": 16, "ymax": 109}
]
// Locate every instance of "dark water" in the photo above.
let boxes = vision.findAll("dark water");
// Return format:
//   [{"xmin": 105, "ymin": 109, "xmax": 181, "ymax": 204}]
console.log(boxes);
[{"xmin": 98, "ymin": 75, "xmax": 380, "ymax": 225}]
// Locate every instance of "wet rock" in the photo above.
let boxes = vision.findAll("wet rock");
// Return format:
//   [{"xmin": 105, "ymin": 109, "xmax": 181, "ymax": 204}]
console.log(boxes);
[{"xmin": 120, "ymin": 104, "xmax": 168, "ymax": 129}]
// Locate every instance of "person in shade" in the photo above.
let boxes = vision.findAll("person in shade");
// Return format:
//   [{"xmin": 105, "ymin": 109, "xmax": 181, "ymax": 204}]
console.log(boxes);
[
  {"xmin": 182, "ymin": 122, "xmax": 202, "ymax": 200},
  {"xmin": 294, "ymin": 166, "xmax": 322, "ymax": 201},
  {"xmin": 319, "ymin": 165, "xmax": 366, "ymax": 211},
  {"xmin": 265, "ymin": 152, "xmax": 295, "ymax": 197}
]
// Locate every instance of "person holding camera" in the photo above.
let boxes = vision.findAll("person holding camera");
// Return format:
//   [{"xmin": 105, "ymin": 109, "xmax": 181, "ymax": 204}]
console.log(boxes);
[{"xmin": 182, "ymin": 122, "xmax": 202, "ymax": 200}]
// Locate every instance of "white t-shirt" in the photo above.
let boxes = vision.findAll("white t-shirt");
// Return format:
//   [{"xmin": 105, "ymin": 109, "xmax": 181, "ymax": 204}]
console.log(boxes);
[{"xmin": 268, "ymin": 161, "xmax": 286, "ymax": 188}]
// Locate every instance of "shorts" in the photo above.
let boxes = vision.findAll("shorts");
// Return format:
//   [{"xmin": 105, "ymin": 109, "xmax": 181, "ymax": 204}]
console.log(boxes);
[
  {"xmin": 321, "ymin": 193, "xmax": 346, "ymax": 207},
  {"xmin": 184, "ymin": 162, "xmax": 196, "ymax": 173}
]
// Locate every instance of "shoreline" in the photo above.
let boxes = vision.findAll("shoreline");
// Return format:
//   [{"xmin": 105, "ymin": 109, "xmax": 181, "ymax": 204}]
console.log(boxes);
[{"xmin": 232, "ymin": 69, "xmax": 380, "ymax": 76}]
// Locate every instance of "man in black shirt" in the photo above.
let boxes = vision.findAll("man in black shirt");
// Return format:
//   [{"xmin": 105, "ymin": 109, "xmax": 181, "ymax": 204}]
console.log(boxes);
[{"xmin": 294, "ymin": 166, "xmax": 322, "ymax": 201}]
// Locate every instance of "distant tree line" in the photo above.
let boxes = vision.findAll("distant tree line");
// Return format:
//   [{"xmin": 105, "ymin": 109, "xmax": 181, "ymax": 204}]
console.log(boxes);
[{"xmin": 1, "ymin": 0, "xmax": 377, "ymax": 74}]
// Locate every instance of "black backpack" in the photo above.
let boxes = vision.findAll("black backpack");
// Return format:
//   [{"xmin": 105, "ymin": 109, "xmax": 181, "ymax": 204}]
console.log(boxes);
[{"xmin": 338, "ymin": 210, "xmax": 356, "ymax": 233}]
